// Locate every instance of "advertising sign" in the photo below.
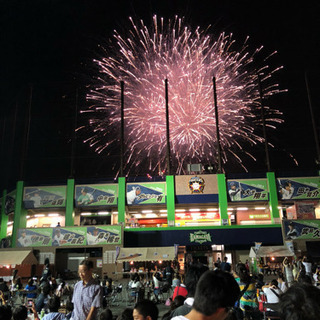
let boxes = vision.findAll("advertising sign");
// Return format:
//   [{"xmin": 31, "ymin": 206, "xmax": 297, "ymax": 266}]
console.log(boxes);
[
  {"xmin": 227, "ymin": 179, "xmax": 268, "ymax": 201},
  {"xmin": 175, "ymin": 175, "xmax": 219, "ymax": 203},
  {"xmin": 5, "ymin": 190, "xmax": 16, "ymax": 215},
  {"xmin": 283, "ymin": 220, "xmax": 320, "ymax": 240},
  {"xmin": 86, "ymin": 226, "xmax": 121, "ymax": 245},
  {"xmin": 189, "ymin": 230, "xmax": 212, "ymax": 244},
  {"xmin": 52, "ymin": 227, "xmax": 86, "ymax": 246},
  {"xmin": 126, "ymin": 182, "xmax": 166, "ymax": 205},
  {"xmin": 278, "ymin": 177, "xmax": 320, "ymax": 200},
  {"xmin": 23, "ymin": 186, "xmax": 67, "ymax": 209},
  {"xmin": 17, "ymin": 226, "xmax": 122, "ymax": 247},
  {"xmin": 17, "ymin": 228, "xmax": 52, "ymax": 247},
  {"xmin": 75, "ymin": 184, "xmax": 118, "ymax": 207}
]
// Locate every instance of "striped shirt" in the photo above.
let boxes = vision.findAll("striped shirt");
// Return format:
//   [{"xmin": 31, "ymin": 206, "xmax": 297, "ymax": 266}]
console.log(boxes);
[
  {"xmin": 236, "ymin": 278, "xmax": 258, "ymax": 311},
  {"xmin": 71, "ymin": 279, "xmax": 102, "ymax": 320}
]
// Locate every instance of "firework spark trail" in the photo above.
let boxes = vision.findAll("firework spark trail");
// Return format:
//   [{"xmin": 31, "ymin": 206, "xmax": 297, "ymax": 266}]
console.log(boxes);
[{"xmin": 83, "ymin": 15, "xmax": 285, "ymax": 174}]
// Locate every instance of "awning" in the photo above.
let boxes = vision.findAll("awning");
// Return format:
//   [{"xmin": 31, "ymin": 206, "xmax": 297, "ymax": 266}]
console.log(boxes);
[
  {"xmin": 249, "ymin": 246, "xmax": 294, "ymax": 258},
  {"xmin": 117, "ymin": 247, "xmax": 175, "ymax": 262},
  {"xmin": 0, "ymin": 250, "xmax": 38, "ymax": 265}
]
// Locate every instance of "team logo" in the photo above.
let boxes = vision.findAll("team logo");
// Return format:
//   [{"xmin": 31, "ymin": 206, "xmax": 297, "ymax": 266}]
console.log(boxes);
[{"xmin": 188, "ymin": 176, "xmax": 205, "ymax": 194}]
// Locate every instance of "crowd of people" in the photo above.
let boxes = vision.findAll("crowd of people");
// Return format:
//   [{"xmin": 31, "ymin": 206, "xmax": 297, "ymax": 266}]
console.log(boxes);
[{"xmin": 0, "ymin": 256, "xmax": 320, "ymax": 320}]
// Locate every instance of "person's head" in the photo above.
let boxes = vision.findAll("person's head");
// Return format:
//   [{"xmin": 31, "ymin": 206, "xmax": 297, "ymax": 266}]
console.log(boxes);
[
  {"xmin": 184, "ymin": 263, "xmax": 209, "ymax": 297},
  {"xmin": 270, "ymin": 279, "xmax": 278, "ymax": 288},
  {"xmin": 289, "ymin": 222, "xmax": 294, "ymax": 230},
  {"xmin": 285, "ymin": 181, "xmax": 292, "ymax": 190},
  {"xmin": 230, "ymin": 183, "xmax": 236, "ymax": 190},
  {"xmin": 135, "ymin": 187, "xmax": 141, "ymax": 196},
  {"xmin": 0, "ymin": 305, "xmax": 12, "ymax": 320},
  {"xmin": 27, "ymin": 278, "xmax": 33, "ymax": 286},
  {"xmin": 192, "ymin": 270, "xmax": 240, "ymax": 319},
  {"xmin": 78, "ymin": 260, "xmax": 94, "ymax": 284},
  {"xmin": 99, "ymin": 308, "xmax": 113, "ymax": 320},
  {"xmin": 236, "ymin": 263, "xmax": 250, "ymax": 283},
  {"xmin": 298, "ymin": 274, "xmax": 312, "ymax": 285},
  {"xmin": 42, "ymin": 283, "xmax": 51, "ymax": 295},
  {"xmin": 47, "ymin": 295, "xmax": 60, "ymax": 312},
  {"xmin": 133, "ymin": 300, "xmax": 158, "ymax": 320},
  {"xmin": 93, "ymin": 228, "xmax": 99, "ymax": 236},
  {"xmin": 171, "ymin": 295, "xmax": 186, "ymax": 310},
  {"xmin": 0, "ymin": 278, "xmax": 4, "ymax": 283},
  {"xmin": 12, "ymin": 306, "xmax": 28, "ymax": 320},
  {"xmin": 117, "ymin": 308, "xmax": 133, "ymax": 320},
  {"xmin": 223, "ymin": 257, "xmax": 228, "ymax": 262},
  {"xmin": 280, "ymin": 284, "xmax": 320, "ymax": 320},
  {"xmin": 81, "ymin": 188, "xmax": 87, "ymax": 195},
  {"xmin": 55, "ymin": 229, "xmax": 61, "ymax": 236}
]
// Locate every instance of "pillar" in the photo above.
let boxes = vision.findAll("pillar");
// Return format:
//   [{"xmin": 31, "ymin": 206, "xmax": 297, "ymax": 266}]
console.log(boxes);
[{"xmin": 166, "ymin": 175, "xmax": 175, "ymax": 226}]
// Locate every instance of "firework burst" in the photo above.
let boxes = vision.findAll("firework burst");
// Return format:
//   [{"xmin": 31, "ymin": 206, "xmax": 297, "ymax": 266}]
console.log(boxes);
[{"xmin": 81, "ymin": 15, "xmax": 284, "ymax": 174}]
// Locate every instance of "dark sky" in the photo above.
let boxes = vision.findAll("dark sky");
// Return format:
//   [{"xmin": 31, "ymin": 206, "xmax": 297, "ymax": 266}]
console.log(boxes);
[{"xmin": 0, "ymin": 0, "xmax": 319, "ymax": 191}]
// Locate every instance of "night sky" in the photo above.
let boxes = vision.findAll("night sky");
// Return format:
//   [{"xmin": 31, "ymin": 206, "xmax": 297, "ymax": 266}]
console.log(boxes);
[{"xmin": 1, "ymin": 0, "xmax": 319, "ymax": 191}]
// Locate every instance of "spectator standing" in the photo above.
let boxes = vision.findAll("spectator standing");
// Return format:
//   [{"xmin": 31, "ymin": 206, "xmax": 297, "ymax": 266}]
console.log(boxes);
[
  {"xmin": 25, "ymin": 278, "xmax": 37, "ymax": 299},
  {"xmin": 71, "ymin": 260, "xmax": 102, "ymax": 320},
  {"xmin": 283, "ymin": 257, "xmax": 294, "ymax": 287},
  {"xmin": 171, "ymin": 274, "xmax": 181, "ymax": 289},
  {"xmin": 302, "ymin": 256, "xmax": 313, "ymax": 279},
  {"xmin": 35, "ymin": 282, "xmax": 51, "ymax": 313},
  {"xmin": 0, "ymin": 278, "xmax": 10, "ymax": 301},
  {"xmin": 220, "ymin": 257, "xmax": 231, "ymax": 272},
  {"xmin": 235, "ymin": 263, "xmax": 259, "ymax": 319}
]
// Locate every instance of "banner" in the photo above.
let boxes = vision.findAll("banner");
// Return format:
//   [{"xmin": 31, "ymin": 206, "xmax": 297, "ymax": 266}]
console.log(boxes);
[
  {"xmin": 227, "ymin": 179, "xmax": 268, "ymax": 201},
  {"xmin": 86, "ymin": 226, "xmax": 121, "ymax": 245},
  {"xmin": 17, "ymin": 228, "xmax": 52, "ymax": 247},
  {"xmin": 285, "ymin": 240, "xmax": 295, "ymax": 256},
  {"xmin": 23, "ymin": 186, "xmax": 67, "ymax": 209},
  {"xmin": 277, "ymin": 177, "xmax": 320, "ymax": 200},
  {"xmin": 175, "ymin": 175, "xmax": 219, "ymax": 203},
  {"xmin": 283, "ymin": 220, "xmax": 320, "ymax": 240},
  {"xmin": 16, "ymin": 225, "xmax": 122, "ymax": 247},
  {"xmin": 126, "ymin": 182, "xmax": 166, "ymax": 205},
  {"xmin": 5, "ymin": 190, "xmax": 16, "ymax": 215},
  {"xmin": 75, "ymin": 184, "xmax": 118, "ymax": 207},
  {"xmin": 255, "ymin": 242, "xmax": 262, "ymax": 255}
]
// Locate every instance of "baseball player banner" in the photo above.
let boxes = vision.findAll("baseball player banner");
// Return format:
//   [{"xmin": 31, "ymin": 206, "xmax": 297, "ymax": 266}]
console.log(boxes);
[
  {"xmin": 277, "ymin": 177, "xmax": 320, "ymax": 200},
  {"xmin": 52, "ymin": 227, "xmax": 86, "ymax": 246},
  {"xmin": 75, "ymin": 184, "xmax": 118, "ymax": 207},
  {"xmin": 5, "ymin": 189, "xmax": 16, "ymax": 214},
  {"xmin": 17, "ymin": 228, "xmax": 52, "ymax": 247},
  {"xmin": 227, "ymin": 179, "xmax": 269, "ymax": 201},
  {"xmin": 126, "ymin": 182, "xmax": 166, "ymax": 205},
  {"xmin": 283, "ymin": 219, "xmax": 320, "ymax": 241},
  {"xmin": 23, "ymin": 186, "xmax": 67, "ymax": 209},
  {"xmin": 86, "ymin": 225, "xmax": 121, "ymax": 245}
]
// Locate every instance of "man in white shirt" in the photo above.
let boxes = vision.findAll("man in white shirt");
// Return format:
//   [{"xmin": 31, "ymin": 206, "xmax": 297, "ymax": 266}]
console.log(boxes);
[
  {"xmin": 127, "ymin": 187, "xmax": 141, "ymax": 205},
  {"xmin": 17, "ymin": 230, "xmax": 32, "ymax": 247},
  {"xmin": 280, "ymin": 182, "xmax": 294, "ymax": 200},
  {"xmin": 262, "ymin": 279, "xmax": 282, "ymax": 316},
  {"xmin": 30, "ymin": 193, "xmax": 42, "ymax": 208}
]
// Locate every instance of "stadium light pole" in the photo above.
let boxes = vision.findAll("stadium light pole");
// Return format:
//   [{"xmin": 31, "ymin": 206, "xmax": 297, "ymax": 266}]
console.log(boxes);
[
  {"xmin": 258, "ymin": 74, "xmax": 271, "ymax": 172},
  {"xmin": 165, "ymin": 79, "xmax": 172, "ymax": 175},
  {"xmin": 120, "ymin": 81, "xmax": 125, "ymax": 177},
  {"xmin": 213, "ymin": 77, "xmax": 222, "ymax": 173}
]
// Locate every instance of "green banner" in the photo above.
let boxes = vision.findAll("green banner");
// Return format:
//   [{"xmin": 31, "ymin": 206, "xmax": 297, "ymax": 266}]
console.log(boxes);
[
  {"xmin": 227, "ymin": 179, "xmax": 268, "ymax": 201},
  {"xmin": 23, "ymin": 186, "xmax": 67, "ymax": 208},
  {"xmin": 278, "ymin": 177, "xmax": 320, "ymax": 200},
  {"xmin": 283, "ymin": 220, "xmax": 320, "ymax": 240},
  {"xmin": 17, "ymin": 228, "xmax": 53, "ymax": 247},
  {"xmin": 126, "ymin": 182, "xmax": 166, "ymax": 205},
  {"xmin": 75, "ymin": 184, "xmax": 118, "ymax": 207},
  {"xmin": 16, "ymin": 225, "xmax": 122, "ymax": 247}
]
